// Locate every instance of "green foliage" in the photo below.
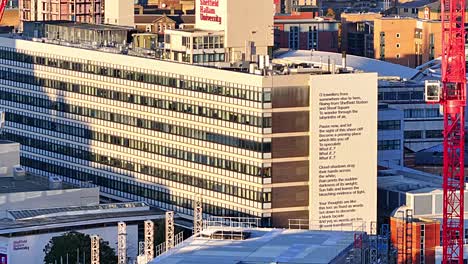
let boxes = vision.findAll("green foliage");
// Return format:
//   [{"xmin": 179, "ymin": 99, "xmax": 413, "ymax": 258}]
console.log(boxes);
[
  {"xmin": 326, "ymin": 8, "xmax": 336, "ymax": 18},
  {"xmin": 43, "ymin": 231, "xmax": 117, "ymax": 264}
]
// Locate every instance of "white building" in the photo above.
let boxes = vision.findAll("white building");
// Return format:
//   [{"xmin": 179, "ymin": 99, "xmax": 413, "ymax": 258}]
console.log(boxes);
[
  {"xmin": 164, "ymin": 0, "xmax": 274, "ymax": 64},
  {"xmin": 0, "ymin": 141, "xmax": 19, "ymax": 177}
]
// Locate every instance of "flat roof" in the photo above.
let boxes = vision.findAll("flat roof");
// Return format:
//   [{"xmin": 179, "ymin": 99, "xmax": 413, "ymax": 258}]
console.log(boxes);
[
  {"xmin": 27, "ymin": 21, "xmax": 134, "ymax": 31},
  {"xmin": 0, "ymin": 140, "xmax": 17, "ymax": 145},
  {"xmin": 151, "ymin": 229, "xmax": 356, "ymax": 264},
  {"xmin": 275, "ymin": 50, "xmax": 419, "ymax": 78},
  {"xmin": 377, "ymin": 165, "xmax": 443, "ymax": 193},
  {"xmin": 0, "ymin": 174, "xmax": 77, "ymax": 194},
  {"xmin": 0, "ymin": 202, "xmax": 165, "ymax": 234}
]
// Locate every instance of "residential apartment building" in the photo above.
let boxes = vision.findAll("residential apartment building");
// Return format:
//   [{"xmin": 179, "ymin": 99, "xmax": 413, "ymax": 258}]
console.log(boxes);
[
  {"xmin": 341, "ymin": 13, "xmax": 382, "ymax": 58},
  {"xmin": 19, "ymin": 0, "xmax": 103, "ymax": 26},
  {"xmin": 274, "ymin": 13, "xmax": 338, "ymax": 51},
  {"xmin": 275, "ymin": 0, "xmax": 318, "ymax": 14},
  {"xmin": 341, "ymin": 14, "xmax": 442, "ymax": 68},
  {"xmin": 374, "ymin": 17, "xmax": 441, "ymax": 67}
]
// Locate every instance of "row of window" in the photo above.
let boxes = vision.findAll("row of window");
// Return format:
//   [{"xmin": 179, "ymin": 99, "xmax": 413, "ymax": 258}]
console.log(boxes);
[
  {"xmin": 404, "ymin": 108, "xmax": 441, "ymax": 118},
  {"xmin": 0, "ymin": 91, "xmax": 270, "ymax": 153},
  {"xmin": 378, "ymin": 139, "xmax": 401, "ymax": 150},
  {"xmin": 21, "ymin": 157, "xmax": 259, "ymax": 218},
  {"xmin": 0, "ymin": 68, "xmax": 270, "ymax": 128},
  {"xmin": 378, "ymin": 91, "xmax": 424, "ymax": 102},
  {"xmin": 6, "ymin": 112, "xmax": 270, "ymax": 177},
  {"xmin": 3, "ymin": 115, "xmax": 271, "ymax": 178},
  {"xmin": 0, "ymin": 47, "xmax": 271, "ymax": 103},
  {"xmin": 378, "ymin": 120, "xmax": 401, "ymax": 131},
  {"xmin": 4, "ymin": 133, "xmax": 272, "ymax": 199},
  {"xmin": 404, "ymin": 130, "xmax": 443, "ymax": 139}
]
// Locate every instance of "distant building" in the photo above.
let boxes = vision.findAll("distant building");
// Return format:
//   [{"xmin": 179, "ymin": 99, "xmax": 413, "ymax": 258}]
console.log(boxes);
[
  {"xmin": 341, "ymin": 13, "xmax": 442, "ymax": 68},
  {"xmin": 134, "ymin": 14, "xmax": 195, "ymax": 41},
  {"xmin": 0, "ymin": 141, "xmax": 20, "ymax": 177},
  {"xmin": 377, "ymin": 165, "xmax": 468, "ymax": 264},
  {"xmin": 0, "ymin": 140, "xmax": 164, "ymax": 263},
  {"xmin": 389, "ymin": 209, "xmax": 440, "ymax": 264},
  {"xmin": 341, "ymin": 13, "xmax": 382, "ymax": 58},
  {"xmin": 19, "ymin": 0, "xmax": 103, "ymax": 28},
  {"xmin": 274, "ymin": 13, "xmax": 339, "ymax": 52},
  {"xmin": 396, "ymin": 0, "xmax": 435, "ymax": 18},
  {"xmin": 276, "ymin": 0, "xmax": 319, "ymax": 14},
  {"xmin": 0, "ymin": 9, "xmax": 19, "ymax": 29},
  {"xmin": 105, "ymin": 0, "xmax": 135, "ymax": 27},
  {"xmin": 378, "ymin": 104, "xmax": 404, "ymax": 166}
]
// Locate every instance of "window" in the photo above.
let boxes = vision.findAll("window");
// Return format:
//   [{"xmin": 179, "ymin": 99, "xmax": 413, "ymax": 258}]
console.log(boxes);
[
  {"xmin": 404, "ymin": 109, "xmax": 425, "ymax": 118},
  {"xmin": 378, "ymin": 120, "xmax": 401, "ymax": 130},
  {"xmin": 426, "ymin": 108, "xmax": 441, "ymax": 117},
  {"xmin": 426, "ymin": 130, "xmax": 443, "ymax": 138},
  {"xmin": 378, "ymin": 140, "xmax": 401, "ymax": 150},
  {"xmin": 289, "ymin": 26, "xmax": 300, "ymax": 50},
  {"xmin": 396, "ymin": 54, "xmax": 400, "ymax": 59},
  {"xmin": 405, "ymin": 130, "xmax": 423, "ymax": 139},
  {"xmin": 396, "ymin": 43, "xmax": 400, "ymax": 48},
  {"xmin": 396, "ymin": 33, "xmax": 400, "ymax": 38}
]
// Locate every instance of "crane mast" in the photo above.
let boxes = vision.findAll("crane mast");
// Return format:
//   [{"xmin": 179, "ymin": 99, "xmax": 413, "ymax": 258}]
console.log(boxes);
[
  {"xmin": 0, "ymin": 0, "xmax": 6, "ymax": 23},
  {"xmin": 441, "ymin": 0, "xmax": 467, "ymax": 260}
]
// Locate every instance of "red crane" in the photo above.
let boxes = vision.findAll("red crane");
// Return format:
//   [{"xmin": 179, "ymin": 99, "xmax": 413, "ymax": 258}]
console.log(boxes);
[
  {"xmin": 0, "ymin": 0, "xmax": 7, "ymax": 23},
  {"xmin": 426, "ymin": 0, "xmax": 467, "ymax": 262}
]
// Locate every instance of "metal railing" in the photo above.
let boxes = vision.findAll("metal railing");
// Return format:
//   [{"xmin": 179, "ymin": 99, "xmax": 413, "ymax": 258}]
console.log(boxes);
[
  {"xmin": 288, "ymin": 219, "xmax": 367, "ymax": 232},
  {"xmin": 155, "ymin": 231, "xmax": 185, "ymax": 258},
  {"xmin": 203, "ymin": 216, "xmax": 261, "ymax": 230}
]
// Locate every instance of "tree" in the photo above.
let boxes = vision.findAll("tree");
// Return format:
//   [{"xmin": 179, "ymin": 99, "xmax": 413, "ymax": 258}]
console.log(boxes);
[
  {"xmin": 326, "ymin": 8, "xmax": 336, "ymax": 18},
  {"xmin": 43, "ymin": 231, "xmax": 117, "ymax": 264}
]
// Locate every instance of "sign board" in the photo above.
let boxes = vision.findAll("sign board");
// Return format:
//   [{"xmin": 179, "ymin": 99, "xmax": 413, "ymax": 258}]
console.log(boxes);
[
  {"xmin": 196, "ymin": 0, "xmax": 226, "ymax": 30},
  {"xmin": 310, "ymin": 73, "xmax": 377, "ymax": 233}
]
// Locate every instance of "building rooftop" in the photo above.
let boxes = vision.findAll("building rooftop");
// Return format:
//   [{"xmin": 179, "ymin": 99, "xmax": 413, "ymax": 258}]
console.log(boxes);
[
  {"xmin": 151, "ymin": 228, "xmax": 356, "ymax": 264},
  {"xmin": 25, "ymin": 21, "xmax": 134, "ymax": 31},
  {"xmin": 377, "ymin": 165, "xmax": 442, "ymax": 193},
  {"xmin": 399, "ymin": 0, "xmax": 436, "ymax": 8},
  {"xmin": 275, "ymin": 50, "xmax": 419, "ymax": 78},
  {"xmin": 0, "ymin": 174, "xmax": 77, "ymax": 194},
  {"xmin": 0, "ymin": 202, "xmax": 165, "ymax": 235}
]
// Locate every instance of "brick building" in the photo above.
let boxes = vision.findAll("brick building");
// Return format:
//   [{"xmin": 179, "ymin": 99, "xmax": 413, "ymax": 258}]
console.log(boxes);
[
  {"xmin": 19, "ymin": 0, "xmax": 103, "ymax": 27},
  {"xmin": 274, "ymin": 12, "xmax": 338, "ymax": 52},
  {"xmin": 390, "ymin": 209, "xmax": 440, "ymax": 264}
]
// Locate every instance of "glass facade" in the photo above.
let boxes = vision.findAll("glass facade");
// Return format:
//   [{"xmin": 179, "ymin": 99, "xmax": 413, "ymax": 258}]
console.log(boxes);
[{"xmin": 0, "ymin": 44, "xmax": 274, "ymax": 221}]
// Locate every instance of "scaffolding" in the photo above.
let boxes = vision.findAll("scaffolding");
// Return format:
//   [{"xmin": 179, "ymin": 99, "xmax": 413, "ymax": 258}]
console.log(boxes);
[
  {"xmin": 165, "ymin": 211, "xmax": 175, "ymax": 250},
  {"xmin": 90, "ymin": 235, "xmax": 100, "ymax": 264},
  {"xmin": 193, "ymin": 195, "xmax": 203, "ymax": 237},
  {"xmin": 396, "ymin": 210, "xmax": 405, "ymax": 264},
  {"xmin": 378, "ymin": 224, "xmax": 390, "ymax": 264},
  {"xmin": 405, "ymin": 209, "xmax": 413, "ymax": 264},
  {"xmin": 144, "ymin": 220, "xmax": 154, "ymax": 261},
  {"xmin": 117, "ymin": 222, "xmax": 127, "ymax": 264}
]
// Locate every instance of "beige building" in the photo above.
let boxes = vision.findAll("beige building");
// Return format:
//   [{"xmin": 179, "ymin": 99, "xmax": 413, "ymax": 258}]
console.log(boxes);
[
  {"xmin": 373, "ymin": 17, "xmax": 441, "ymax": 67},
  {"xmin": 0, "ymin": 34, "xmax": 377, "ymax": 229},
  {"xmin": 341, "ymin": 13, "xmax": 442, "ymax": 68},
  {"xmin": 105, "ymin": 0, "xmax": 134, "ymax": 27},
  {"xmin": 165, "ymin": 0, "xmax": 274, "ymax": 64}
]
